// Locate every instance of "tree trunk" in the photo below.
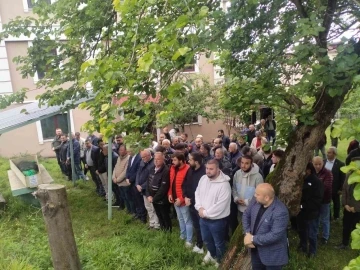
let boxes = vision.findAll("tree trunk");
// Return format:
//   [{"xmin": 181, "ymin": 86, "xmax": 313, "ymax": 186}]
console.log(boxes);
[
  {"xmin": 222, "ymin": 83, "xmax": 354, "ymax": 268},
  {"xmin": 34, "ymin": 184, "xmax": 81, "ymax": 270},
  {"xmin": 272, "ymin": 85, "xmax": 352, "ymax": 216},
  {"xmin": 220, "ymin": 223, "xmax": 251, "ymax": 270}
]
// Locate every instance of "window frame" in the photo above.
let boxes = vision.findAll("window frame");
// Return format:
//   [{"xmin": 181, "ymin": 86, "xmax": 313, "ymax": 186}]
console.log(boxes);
[
  {"xmin": 23, "ymin": 0, "xmax": 55, "ymax": 12},
  {"xmin": 36, "ymin": 110, "xmax": 75, "ymax": 144},
  {"xmin": 28, "ymin": 41, "xmax": 60, "ymax": 83}
]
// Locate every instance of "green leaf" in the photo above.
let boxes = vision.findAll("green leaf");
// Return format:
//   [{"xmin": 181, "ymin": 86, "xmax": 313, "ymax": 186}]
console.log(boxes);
[
  {"xmin": 172, "ymin": 47, "xmax": 190, "ymax": 60},
  {"xmin": 348, "ymin": 172, "xmax": 360, "ymax": 185},
  {"xmin": 137, "ymin": 52, "xmax": 154, "ymax": 72},
  {"xmin": 199, "ymin": 6, "xmax": 209, "ymax": 17},
  {"xmin": 354, "ymin": 183, "xmax": 360, "ymax": 201},
  {"xmin": 351, "ymin": 227, "xmax": 360, "ymax": 249},
  {"xmin": 176, "ymin": 15, "xmax": 189, "ymax": 28},
  {"xmin": 101, "ymin": 104, "xmax": 110, "ymax": 112},
  {"xmin": 341, "ymin": 162, "xmax": 359, "ymax": 174}
]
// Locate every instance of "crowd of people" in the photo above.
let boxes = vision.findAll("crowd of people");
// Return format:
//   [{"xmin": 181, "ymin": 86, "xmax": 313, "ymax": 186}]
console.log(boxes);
[{"xmin": 49, "ymin": 117, "xmax": 360, "ymax": 269}]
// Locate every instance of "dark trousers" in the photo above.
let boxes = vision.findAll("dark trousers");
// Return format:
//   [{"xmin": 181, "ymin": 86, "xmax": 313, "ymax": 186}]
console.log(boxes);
[
  {"xmin": 251, "ymin": 249, "xmax": 283, "ymax": 270},
  {"xmin": 81, "ymin": 156, "xmax": 88, "ymax": 175},
  {"xmin": 112, "ymin": 183, "xmax": 124, "ymax": 207},
  {"xmin": 200, "ymin": 217, "xmax": 227, "ymax": 262},
  {"xmin": 55, "ymin": 150, "xmax": 61, "ymax": 168},
  {"xmin": 342, "ymin": 209, "xmax": 360, "ymax": 246},
  {"xmin": 229, "ymin": 200, "xmax": 239, "ymax": 235},
  {"xmin": 297, "ymin": 214, "xmax": 318, "ymax": 255},
  {"xmin": 153, "ymin": 203, "xmax": 172, "ymax": 231},
  {"xmin": 60, "ymin": 161, "xmax": 68, "ymax": 175},
  {"xmin": 190, "ymin": 205, "xmax": 203, "ymax": 248},
  {"xmin": 119, "ymin": 185, "xmax": 135, "ymax": 214},
  {"xmin": 88, "ymin": 166, "xmax": 104, "ymax": 194},
  {"xmin": 332, "ymin": 193, "xmax": 341, "ymax": 219},
  {"xmin": 131, "ymin": 185, "xmax": 147, "ymax": 221},
  {"xmin": 267, "ymin": 130, "xmax": 276, "ymax": 145}
]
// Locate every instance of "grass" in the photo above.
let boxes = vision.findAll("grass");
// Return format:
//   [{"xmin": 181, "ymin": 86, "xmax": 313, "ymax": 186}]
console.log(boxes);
[{"xmin": 0, "ymin": 133, "xmax": 357, "ymax": 270}]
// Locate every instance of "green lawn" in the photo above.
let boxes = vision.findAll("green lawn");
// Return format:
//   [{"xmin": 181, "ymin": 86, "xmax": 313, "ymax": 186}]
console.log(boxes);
[{"xmin": 0, "ymin": 132, "xmax": 358, "ymax": 270}]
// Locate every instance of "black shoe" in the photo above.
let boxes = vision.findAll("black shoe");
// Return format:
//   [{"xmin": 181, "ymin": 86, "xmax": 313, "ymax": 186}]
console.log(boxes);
[
  {"xmin": 321, "ymin": 238, "xmax": 328, "ymax": 245},
  {"xmin": 119, "ymin": 205, "xmax": 125, "ymax": 210},
  {"xmin": 132, "ymin": 214, "xmax": 139, "ymax": 220},
  {"xmin": 335, "ymin": 244, "xmax": 349, "ymax": 250},
  {"xmin": 112, "ymin": 201, "xmax": 120, "ymax": 207}
]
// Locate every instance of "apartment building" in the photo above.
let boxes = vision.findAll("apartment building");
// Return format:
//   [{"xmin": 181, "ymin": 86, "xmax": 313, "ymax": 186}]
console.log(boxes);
[{"xmin": 0, "ymin": 0, "xmax": 92, "ymax": 158}]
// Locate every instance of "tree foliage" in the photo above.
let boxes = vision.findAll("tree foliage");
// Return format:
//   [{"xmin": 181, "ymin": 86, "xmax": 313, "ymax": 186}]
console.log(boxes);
[
  {"xmin": 0, "ymin": 0, "xmax": 225, "ymax": 146},
  {"xmin": 157, "ymin": 75, "xmax": 221, "ymax": 130},
  {"xmin": 219, "ymin": 0, "xmax": 360, "ymax": 141}
]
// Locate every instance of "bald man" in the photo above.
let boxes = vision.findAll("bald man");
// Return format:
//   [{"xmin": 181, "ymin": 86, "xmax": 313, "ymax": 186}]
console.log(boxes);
[
  {"xmin": 243, "ymin": 183, "xmax": 289, "ymax": 269},
  {"xmin": 313, "ymin": 156, "xmax": 333, "ymax": 244}
]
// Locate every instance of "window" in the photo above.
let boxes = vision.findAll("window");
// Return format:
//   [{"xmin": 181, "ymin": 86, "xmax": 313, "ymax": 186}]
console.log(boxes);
[
  {"xmin": 183, "ymin": 57, "xmax": 196, "ymax": 72},
  {"xmin": 28, "ymin": 41, "xmax": 59, "ymax": 81},
  {"xmin": 40, "ymin": 114, "xmax": 68, "ymax": 140},
  {"xmin": 184, "ymin": 115, "xmax": 202, "ymax": 125},
  {"xmin": 23, "ymin": 0, "xmax": 53, "ymax": 12}
]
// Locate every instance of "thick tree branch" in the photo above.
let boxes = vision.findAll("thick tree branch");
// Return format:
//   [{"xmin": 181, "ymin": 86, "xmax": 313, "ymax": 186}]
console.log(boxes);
[
  {"xmin": 290, "ymin": 0, "xmax": 308, "ymax": 18},
  {"xmin": 319, "ymin": 0, "xmax": 338, "ymax": 48}
]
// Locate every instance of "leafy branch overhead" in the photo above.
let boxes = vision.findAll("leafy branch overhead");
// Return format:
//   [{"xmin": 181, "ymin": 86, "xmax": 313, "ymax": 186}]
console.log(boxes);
[
  {"xmin": 0, "ymin": 0, "xmax": 226, "ymax": 145},
  {"xmin": 157, "ymin": 75, "xmax": 221, "ymax": 129},
  {"xmin": 219, "ymin": 0, "xmax": 360, "ymax": 126}
]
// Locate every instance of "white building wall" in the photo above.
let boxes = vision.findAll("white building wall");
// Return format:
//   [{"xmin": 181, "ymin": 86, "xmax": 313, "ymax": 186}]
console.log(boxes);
[{"xmin": 0, "ymin": 14, "xmax": 13, "ymax": 94}]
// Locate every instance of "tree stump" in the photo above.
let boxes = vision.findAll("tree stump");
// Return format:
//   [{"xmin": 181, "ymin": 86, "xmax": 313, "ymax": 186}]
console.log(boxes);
[{"xmin": 34, "ymin": 184, "xmax": 81, "ymax": 270}]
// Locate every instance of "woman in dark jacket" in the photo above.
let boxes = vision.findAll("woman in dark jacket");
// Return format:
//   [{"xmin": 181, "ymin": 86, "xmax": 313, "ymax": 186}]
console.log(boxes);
[
  {"xmin": 146, "ymin": 152, "xmax": 171, "ymax": 231},
  {"xmin": 297, "ymin": 162, "xmax": 324, "ymax": 257}
]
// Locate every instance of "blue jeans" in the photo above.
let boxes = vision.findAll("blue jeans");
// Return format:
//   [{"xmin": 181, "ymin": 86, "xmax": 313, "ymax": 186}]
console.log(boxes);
[
  {"xmin": 174, "ymin": 205, "xmax": 193, "ymax": 242},
  {"xmin": 200, "ymin": 217, "xmax": 227, "ymax": 262},
  {"xmin": 119, "ymin": 185, "xmax": 135, "ymax": 214},
  {"xmin": 317, "ymin": 203, "xmax": 330, "ymax": 240},
  {"xmin": 74, "ymin": 163, "xmax": 85, "ymax": 180}
]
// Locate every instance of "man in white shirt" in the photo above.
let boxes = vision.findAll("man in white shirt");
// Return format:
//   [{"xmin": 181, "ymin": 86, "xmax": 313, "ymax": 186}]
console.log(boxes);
[{"xmin": 195, "ymin": 159, "xmax": 231, "ymax": 266}]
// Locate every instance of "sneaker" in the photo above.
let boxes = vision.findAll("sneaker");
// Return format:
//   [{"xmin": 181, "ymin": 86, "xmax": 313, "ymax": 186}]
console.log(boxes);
[
  {"xmin": 192, "ymin": 245, "xmax": 204, "ymax": 254},
  {"xmin": 185, "ymin": 242, "xmax": 192, "ymax": 248},
  {"xmin": 203, "ymin": 251, "xmax": 217, "ymax": 264},
  {"xmin": 85, "ymin": 176, "xmax": 89, "ymax": 181}
]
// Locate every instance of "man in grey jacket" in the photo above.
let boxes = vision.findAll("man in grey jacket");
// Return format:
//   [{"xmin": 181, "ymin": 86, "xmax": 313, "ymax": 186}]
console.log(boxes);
[{"xmin": 232, "ymin": 155, "xmax": 263, "ymax": 218}]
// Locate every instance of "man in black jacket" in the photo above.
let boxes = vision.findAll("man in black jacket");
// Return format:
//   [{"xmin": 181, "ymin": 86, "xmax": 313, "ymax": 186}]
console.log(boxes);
[
  {"xmin": 84, "ymin": 139, "xmax": 103, "ymax": 196},
  {"xmin": 218, "ymin": 129, "xmax": 231, "ymax": 151},
  {"xmin": 135, "ymin": 149, "xmax": 156, "ymax": 226},
  {"xmin": 297, "ymin": 163, "xmax": 324, "ymax": 257},
  {"xmin": 147, "ymin": 152, "xmax": 171, "ymax": 231},
  {"xmin": 324, "ymin": 146, "xmax": 345, "ymax": 221},
  {"xmin": 59, "ymin": 134, "xmax": 69, "ymax": 177},
  {"xmin": 184, "ymin": 152, "xmax": 206, "ymax": 254}
]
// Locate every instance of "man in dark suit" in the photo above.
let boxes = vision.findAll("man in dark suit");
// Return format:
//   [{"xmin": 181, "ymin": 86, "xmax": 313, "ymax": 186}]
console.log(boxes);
[
  {"xmin": 125, "ymin": 147, "xmax": 142, "ymax": 219},
  {"xmin": 243, "ymin": 183, "xmax": 289, "ymax": 269},
  {"xmin": 84, "ymin": 139, "xmax": 103, "ymax": 195},
  {"xmin": 324, "ymin": 146, "xmax": 345, "ymax": 221}
]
